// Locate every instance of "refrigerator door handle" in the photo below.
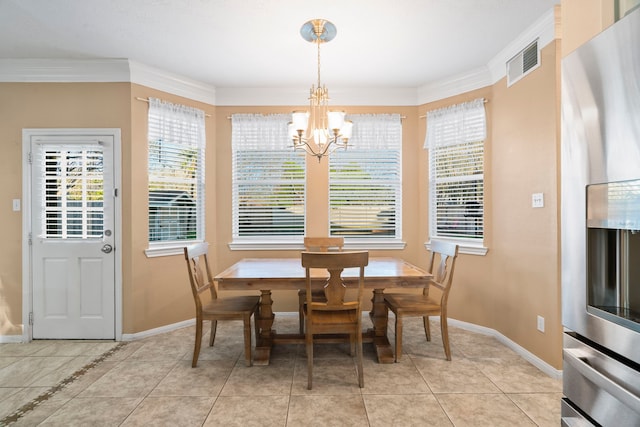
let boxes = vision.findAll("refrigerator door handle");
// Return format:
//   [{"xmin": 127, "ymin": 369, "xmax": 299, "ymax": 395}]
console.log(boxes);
[{"xmin": 564, "ymin": 347, "xmax": 640, "ymax": 412}]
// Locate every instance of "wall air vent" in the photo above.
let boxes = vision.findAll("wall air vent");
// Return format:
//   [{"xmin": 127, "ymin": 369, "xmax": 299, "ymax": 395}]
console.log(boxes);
[{"xmin": 507, "ymin": 39, "xmax": 540, "ymax": 87}]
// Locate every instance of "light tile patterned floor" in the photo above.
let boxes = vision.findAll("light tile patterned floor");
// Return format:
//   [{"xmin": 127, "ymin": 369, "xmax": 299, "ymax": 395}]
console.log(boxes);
[{"xmin": 0, "ymin": 314, "xmax": 562, "ymax": 426}]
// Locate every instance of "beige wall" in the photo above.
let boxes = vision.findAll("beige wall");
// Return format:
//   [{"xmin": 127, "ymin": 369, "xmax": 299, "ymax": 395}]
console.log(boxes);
[
  {"xmin": 0, "ymin": 82, "xmax": 131, "ymax": 335},
  {"xmin": 0, "ymin": 82, "xmax": 217, "ymax": 336},
  {"xmin": 561, "ymin": 0, "xmax": 615, "ymax": 56},
  {"xmin": 125, "ymin": 85, "xmax": 217, "ymax": 333},
  {"xmin": 415, "ymin": 44, "xmax": 563, "ymax": 369}
]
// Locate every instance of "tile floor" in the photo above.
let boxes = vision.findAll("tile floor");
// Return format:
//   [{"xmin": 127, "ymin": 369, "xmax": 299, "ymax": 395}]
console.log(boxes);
[{"xmin": 0, "ymin": 314, "xmax": 562, "ymax": 426}]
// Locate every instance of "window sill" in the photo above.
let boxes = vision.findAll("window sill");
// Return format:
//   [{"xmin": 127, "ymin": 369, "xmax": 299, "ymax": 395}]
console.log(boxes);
[
  {"xmin": 425, "ymin": 239, "xmax": 488, "ymax": 256},
  {"xmin": 229, "ymin": 238, "xmax": 407, "ymax": 251},
  {"xmin": 145, "ymin": 242, "xmax": 199, "ymax": 258}
]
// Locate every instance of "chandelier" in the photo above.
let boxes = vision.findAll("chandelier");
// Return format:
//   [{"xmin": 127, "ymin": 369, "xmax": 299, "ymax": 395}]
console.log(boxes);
[{"xmin": 289, "ymin": 19, "xmax": 352, "ymax": 162}]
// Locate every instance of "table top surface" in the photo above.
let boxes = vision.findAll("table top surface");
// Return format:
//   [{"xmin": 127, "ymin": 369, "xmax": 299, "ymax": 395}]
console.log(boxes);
[{"xmin": 214, "ymin": 257, "xmax": 431, "ymax": 290}]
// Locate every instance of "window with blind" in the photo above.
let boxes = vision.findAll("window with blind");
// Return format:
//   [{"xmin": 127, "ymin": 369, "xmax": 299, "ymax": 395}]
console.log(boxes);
[
  {"xmin": 232, "ymin": 114, "xmax": 306, "ymax": 238},
  {"xmin": 425, "ymin": 98, "xmax": 485, "ymax": 242},
  {"xmin": 148, "ymin": 98, "xmax": 205, "ymax": 244},
  {"xmin": 329, "ymin": 114, "xmax": 402, "ymax": 239}
]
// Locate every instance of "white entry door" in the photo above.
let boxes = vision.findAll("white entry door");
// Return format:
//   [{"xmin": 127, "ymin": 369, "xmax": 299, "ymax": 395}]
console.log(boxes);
[{"xmin": 27, "ymin": 130, "xmax": 117, "ymax": 339}]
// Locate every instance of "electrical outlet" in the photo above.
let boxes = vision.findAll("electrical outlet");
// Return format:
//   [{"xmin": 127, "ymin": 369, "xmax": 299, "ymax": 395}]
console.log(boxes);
[
  {"xmin": 532, "ymin": 193, "xmax": 544, "ymax": 208},
  {"xmin": 537, "ymin": 315, "xmax": 545, "ymax": 332}
]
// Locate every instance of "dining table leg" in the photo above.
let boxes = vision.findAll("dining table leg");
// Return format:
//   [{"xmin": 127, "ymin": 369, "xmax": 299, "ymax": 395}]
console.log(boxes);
[
  {"xmin": 368, "ymin": 288, "xmax": 395, "ymax": 363},
  {"xmin": 253, "ymin": 289, "xmax": 275, "ymax": 365}
]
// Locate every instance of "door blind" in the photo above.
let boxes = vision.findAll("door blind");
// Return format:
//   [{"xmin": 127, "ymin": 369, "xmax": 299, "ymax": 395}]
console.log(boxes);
[{"xmin": 34, "ymin": 144, "xmax": 104, "ymax": 239}]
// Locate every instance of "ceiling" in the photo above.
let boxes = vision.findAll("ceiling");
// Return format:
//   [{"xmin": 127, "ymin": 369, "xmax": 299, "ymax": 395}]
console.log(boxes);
[{"xmin": 0, "ymin": 0, "xmax": 560, "ymax": 96}]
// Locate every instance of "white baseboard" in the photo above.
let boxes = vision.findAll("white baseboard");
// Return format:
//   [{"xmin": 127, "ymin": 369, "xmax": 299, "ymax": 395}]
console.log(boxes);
[
  {"xmin": 446, "ymin": 318, "xmax": 563, "ymax": 380},
  {"xmin": 0, "ymin": 335, "xmax": 24, "ymax": 343},
  {"xmin": 120, "ymin": 318, "xmax": 195, "ymax": 341}
]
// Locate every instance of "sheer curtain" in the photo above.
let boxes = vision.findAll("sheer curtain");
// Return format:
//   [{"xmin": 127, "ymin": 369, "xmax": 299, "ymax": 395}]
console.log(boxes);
[
  {"xmin": 231, "ymin": 113, "xmax": 291, "ymax": 150},
  {"xmin": 424, "ymin": 98, "xmax": 486, "ymax": 149}
]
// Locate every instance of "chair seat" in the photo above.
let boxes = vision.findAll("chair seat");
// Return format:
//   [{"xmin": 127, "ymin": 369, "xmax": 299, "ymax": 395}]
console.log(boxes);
[
  {"xmin": 384, "ymin": 293, "xmax": 439, "ymax": 314},
  {"xmin": 202, "ymin": 295, "xmax": 260, "ymax": 316}
]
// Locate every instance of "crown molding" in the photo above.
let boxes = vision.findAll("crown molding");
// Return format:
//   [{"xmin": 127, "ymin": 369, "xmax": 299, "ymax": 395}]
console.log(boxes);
[
  {"xmin": 0, "ymin": 58, "xmax": 131, "ymax": 82},
  {"xmin": 215, "ymin": 86, "xmax": 418, "ymax": 106},
  {"xmin": 128, "ymin": 61, "xmax": 216, "ymax": 105},
  {"xmin": 486, "ymin": 8, "xmax": 557, "ymax": 84},
  {"xmin": 416, "ymin": 66, "xmax": 492, "ymax": 105}
]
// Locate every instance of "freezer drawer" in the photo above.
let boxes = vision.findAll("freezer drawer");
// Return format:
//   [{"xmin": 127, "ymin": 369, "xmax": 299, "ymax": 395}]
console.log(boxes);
[
  {"xmin": 561, "ymin": 399, "xmax": 596, "ymax": 427},
  {"xmin": 563, "ymin": 333, "xmax": 640, "ymax": 427}
]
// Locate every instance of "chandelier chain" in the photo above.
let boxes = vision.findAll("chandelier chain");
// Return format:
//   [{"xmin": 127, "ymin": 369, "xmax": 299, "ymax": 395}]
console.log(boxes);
[{"xmin": 316, "ymin": 39, "xmax": 321, "ymax": 89}]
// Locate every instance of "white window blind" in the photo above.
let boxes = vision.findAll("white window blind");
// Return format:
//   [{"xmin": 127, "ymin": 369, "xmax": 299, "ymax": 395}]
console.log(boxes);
[
  {"xmin": 35, "ymin": 145, "xmax": 104, "ymax": 239},
  {"xmin": 232, "ymin": 114, "xmax": 306, "ymax": 238},
  {"xmin": 148, "ymin": 98, "xmax": 205, "ymax": 243},
  {"xmin": 425, "ymin": 98, "xmax": 485, "ymax": 241},
  {"xmin": 329, "ymin": 114, "xmax": 402, "ymax": 239}
]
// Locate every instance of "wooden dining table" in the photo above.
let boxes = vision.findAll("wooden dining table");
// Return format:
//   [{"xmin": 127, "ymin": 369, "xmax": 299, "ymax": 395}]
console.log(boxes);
[{"xmin": 214, "ymin": 257, "xmax": 432, "ymax": 365}]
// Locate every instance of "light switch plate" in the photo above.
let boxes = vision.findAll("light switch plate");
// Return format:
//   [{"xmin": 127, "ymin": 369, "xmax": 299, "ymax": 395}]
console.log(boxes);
[
  {"xmin": 12, "ymin": 199, "xmax": 20, "ymax": 211},
  {"xmin": 532, "ymin": 193, "xmax": 544, "ymax": 208},
  {"xmin": 537, "ymin": 315, "xmax": 545, "ymax": 332}
]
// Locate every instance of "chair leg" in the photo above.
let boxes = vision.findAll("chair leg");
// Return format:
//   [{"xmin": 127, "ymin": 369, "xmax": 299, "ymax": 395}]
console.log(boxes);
[
  {"xmin": 243, "ymin": 314, "xmax": 253, "ymax": 367},
  {"xmin": 423, "ymin": 316, "xmax": 431, "ymax": 342},
  {"xmin": 253, "ymin": 312, "xmax": 259, "ymax": 344},
  {"xmin": 441, "ymin": 315, "xmax": 451, "ymax": 361},
  {"xmin": 209, "ymin": 320, "xmax": 217, "ymax": 347},
  {"xmin": 298, "ymin": 292, "xmax": 305, "ymax": 334},
  {"xmin": 356, "ymin": 326, "xmax": 364, "ymax": 388},
  {"xmin": 306, "ymin": 321, "xmax": 313, "ymax": 390},
  {"xmin": 349, "ymin": 333, "xmax": 356, "ymax": 357},
  {"xmin": 394, "ymin": 314, "xmax": 403, "ymax": 362},
  {"xmin": 192, "ymin": 319, "xmax": 203, "ymax": 368}
]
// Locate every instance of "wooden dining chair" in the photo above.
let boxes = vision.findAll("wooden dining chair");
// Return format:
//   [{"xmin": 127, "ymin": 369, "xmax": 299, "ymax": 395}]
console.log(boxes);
[
  {"xmin": 297, "ymin": 236, "xmax": 344, "ymax": 333},
  {"xmin": 383, "ymin": 240, "xmax": 459, "ymax": 362},
  {"xmin": 302, "ymin": 250, "xmax": 369, "ymax": 389},
  {"xmin": 184, "ymin": 242, "xmax": 260, "ymax": 367}
]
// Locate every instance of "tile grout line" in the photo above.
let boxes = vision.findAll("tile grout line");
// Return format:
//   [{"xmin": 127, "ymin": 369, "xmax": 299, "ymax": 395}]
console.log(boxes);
[{"xmin": 0, "ymin": 342, "xmax": 128, "ymax": 426}]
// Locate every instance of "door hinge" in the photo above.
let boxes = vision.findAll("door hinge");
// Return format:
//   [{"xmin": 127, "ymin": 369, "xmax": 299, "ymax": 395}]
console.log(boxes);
[
  {"xmin": 29, "ymin": 312, "xmax": 33, "ymax": 325},
  {"xmin": 113, "ymin": 188, "xmax": 118, "ymax": 197},
  {"xmin": 28, "ymin": 232, "xmax": 32, "ymax": 246},
  {"xmin": 27, "ymin": 151, "xmax": 32, "ymax": 164}
]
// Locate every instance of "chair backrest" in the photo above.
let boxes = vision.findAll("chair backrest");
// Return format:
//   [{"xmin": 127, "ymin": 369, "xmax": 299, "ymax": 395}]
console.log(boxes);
[
  {"xmin": 304, "ymin": 236, "xmax": 344, "ymax": 252},
  {"xmin": 424, "ymin": 240, "xmax": 459, "ymax": 304},
  {"xmin": 184, "ymin": 242, "xmax": 217, "ymax": 312},
  {"xmin": 302, "ymin": 251, "xmax": 368, "ymax": 311}
]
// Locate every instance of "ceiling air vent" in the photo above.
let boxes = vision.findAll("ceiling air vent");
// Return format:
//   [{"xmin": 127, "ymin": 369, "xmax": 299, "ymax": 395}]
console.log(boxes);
[{"xmin": 507, "ymin": 39, "xmax": 539, "ymax": 87}]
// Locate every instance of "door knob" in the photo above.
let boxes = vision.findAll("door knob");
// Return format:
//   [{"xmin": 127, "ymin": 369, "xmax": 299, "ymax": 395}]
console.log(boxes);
[{"xmin": 101, "ymin": 244, "xmax": 113, "ymax": 254}]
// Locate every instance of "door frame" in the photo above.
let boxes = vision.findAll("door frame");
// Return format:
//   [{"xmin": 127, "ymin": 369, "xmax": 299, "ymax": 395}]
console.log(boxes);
[{"xmin": 21, "ymin": 128, "xmax": 123, "ymax": 342}]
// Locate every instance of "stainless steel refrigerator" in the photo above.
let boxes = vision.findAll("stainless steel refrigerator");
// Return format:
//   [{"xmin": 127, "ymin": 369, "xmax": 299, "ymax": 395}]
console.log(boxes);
[{"xmin": 561, "ymin": 7, "xmax": 640, "ymax": 426}]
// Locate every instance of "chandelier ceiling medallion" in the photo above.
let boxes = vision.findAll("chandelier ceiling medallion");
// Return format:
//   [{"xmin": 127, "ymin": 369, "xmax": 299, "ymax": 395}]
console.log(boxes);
[{"xmin": 289, "ymin": 19, "xmax": 352, "ymax": 162}]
